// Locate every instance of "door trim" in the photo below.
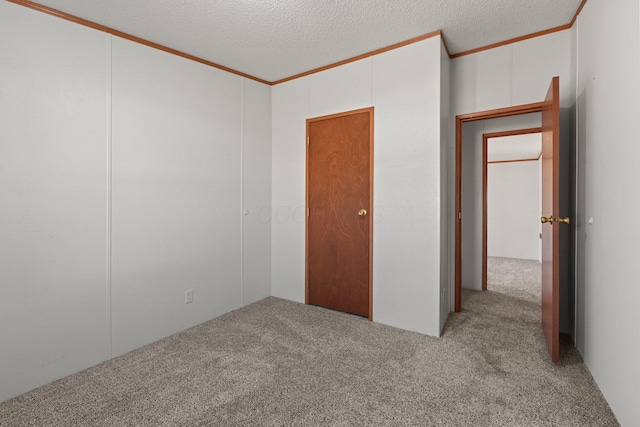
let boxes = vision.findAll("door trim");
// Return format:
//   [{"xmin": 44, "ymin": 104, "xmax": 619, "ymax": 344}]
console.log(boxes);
[
  {"xmin": 455, "ymin": 102, "xmax": 545, "ymax": 312},
  {"xmin": 305, "ymin": 107, "xmax": 374, "ymax": 320},
  {"xmin": 482, "ymin": 127, "xmax": 542, "ymax": 291}
]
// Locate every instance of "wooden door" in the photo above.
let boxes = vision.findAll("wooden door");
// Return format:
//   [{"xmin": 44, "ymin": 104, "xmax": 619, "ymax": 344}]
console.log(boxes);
[
  {"xmin": 306, "ymin": 108, "xmax": 373, "ymax": 318},
  {"xmin": 541, "ymin": 76, "xmax": 560, "ymax": 363}
]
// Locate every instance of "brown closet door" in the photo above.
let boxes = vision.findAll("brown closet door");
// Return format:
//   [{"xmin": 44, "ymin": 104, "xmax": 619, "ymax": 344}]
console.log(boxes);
[{"xmin": 306, "ymin": 108, "xmax": 373, "ymax": 318}]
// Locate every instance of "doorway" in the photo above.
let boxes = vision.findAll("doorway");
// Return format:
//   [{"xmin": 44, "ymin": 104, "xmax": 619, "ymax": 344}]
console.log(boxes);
[
  {"xmin": 456, "ymin": 106, "xmax": 545, "ymax": 308},
  {"xmin": 305, "ymin": 107, "xmax": 374, "ymax": 319},
  {"xmin": 483, "ymin": 130, "xmax": 543, "ymax": 312},
  {"xmin": 454, "ymin": 75, "xmax": 564, "ymax": 362},
  {"xmin": 483, "ymin": 129, "xmax": 542, "ymax": 291}
]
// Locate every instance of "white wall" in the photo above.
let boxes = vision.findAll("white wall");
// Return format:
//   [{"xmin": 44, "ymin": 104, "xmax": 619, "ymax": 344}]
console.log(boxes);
[
  {"xmin": 576, "ymin": 0, "xmax": 640, "ymax": 424},
  {"xmin": 272, "ymin": 37, "xmax": 446, "ymax": 336},
  {"xmin": 452, "ymin": 30, "xmax": 574, "ymax": 113},
  {"xmin": 461, "ymin": 120, "xmax": 483, "ymax": 291},
  {"xmin": 487, "ymin": 158, "xmax": 541, "ymax": 261},
  {"xmin": 0, "ymin": 2, "xmax": 271, "ymax": 402},
  {"xmin": 110, "ymin": 37, "xmax": 243, "ymax": 357},
  {"xmin": 0, "ymin": 2, "xmax": 110, "ymax": 403}
]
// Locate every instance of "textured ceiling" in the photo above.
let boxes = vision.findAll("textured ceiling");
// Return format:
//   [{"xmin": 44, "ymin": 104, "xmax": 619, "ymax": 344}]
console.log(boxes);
[
  {"xmin": 488, "ymin": 133, "xmax": 542, "ymax": 162},
  {"xmin": 26, "ymin": 0, "xmax": 584, "ymax": 83}
]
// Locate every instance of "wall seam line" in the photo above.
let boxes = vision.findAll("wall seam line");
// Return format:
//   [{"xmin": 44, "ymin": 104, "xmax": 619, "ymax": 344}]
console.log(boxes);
[
  {"xmin": 370, "ymin": 57, "xmax": 374, "ymax": 107},
  {"xmin": 509, "ymin": 45, "xmax": 514, "ymax": 105},
  {"xmin": 240, "ymin": 78, "xmax": 245, "ymax": 308},
  {"xmin": 106, "ymin": 34, "xmax": 113, "ymax": 360}
]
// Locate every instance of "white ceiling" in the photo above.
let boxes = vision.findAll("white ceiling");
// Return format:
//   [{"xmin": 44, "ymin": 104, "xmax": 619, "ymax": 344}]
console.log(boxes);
[
  {"xmin": 488, "ymin": 133, "xmax": 542, "ymax": 163},
  {"xmin": 27, "ymin": 0, "xmax": 583, "ymax": 83}
]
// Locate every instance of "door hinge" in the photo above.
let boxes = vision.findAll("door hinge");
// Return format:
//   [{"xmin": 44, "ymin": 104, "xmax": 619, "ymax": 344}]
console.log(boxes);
[
  {"xmin": 307, "ymin": 136, "xmax": 310, "ymax": 145},
  {"xmin": 458, "ymin": 212, "xmax": 462, "ymax": 220},
  {"xmin": 307, "ymin": 208, "xmax": 310, "ymax": 217}
]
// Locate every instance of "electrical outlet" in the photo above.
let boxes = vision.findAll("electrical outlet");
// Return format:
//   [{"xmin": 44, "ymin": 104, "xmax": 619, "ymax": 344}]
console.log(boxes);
[{"xmin": 185, "ymin": 289, "xmax": 193, "ymax": 304}]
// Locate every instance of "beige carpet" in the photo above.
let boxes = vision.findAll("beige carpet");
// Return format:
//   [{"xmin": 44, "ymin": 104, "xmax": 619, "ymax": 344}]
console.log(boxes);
[{"xmin": 0, "ymin": 258, "xmax": 619, "ymax": 426}]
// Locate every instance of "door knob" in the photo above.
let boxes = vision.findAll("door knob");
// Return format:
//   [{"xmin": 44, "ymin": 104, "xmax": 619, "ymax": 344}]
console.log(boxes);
[
  {"xmin": 541, "ymin": 216, "xmax": 570, "ymax": 224},
  {"xmin": 358, "ymin": 209, "xmax": 367, "ymax": 217}
]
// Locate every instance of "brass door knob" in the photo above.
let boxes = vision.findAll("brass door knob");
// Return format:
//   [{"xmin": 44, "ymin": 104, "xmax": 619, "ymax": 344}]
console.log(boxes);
[
  {"xmin": 358, "ymin": 209, "xmax": 367, "ymax": 217},
  {"xmin": 541, "ymin": 216, "xmax": 570, "ymax": 224}
]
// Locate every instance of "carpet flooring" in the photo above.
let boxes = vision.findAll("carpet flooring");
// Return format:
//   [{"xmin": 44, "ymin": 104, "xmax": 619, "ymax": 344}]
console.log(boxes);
[{"xmin": 0, "ymin": 257, "xmax": 619, "ymax": 426}]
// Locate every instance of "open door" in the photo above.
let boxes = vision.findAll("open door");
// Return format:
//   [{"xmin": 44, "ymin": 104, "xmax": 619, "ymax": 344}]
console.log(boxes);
[
  {"xmin": 454, "ymin": 76, "xmax": 565, "ymax": 364},
  {"xmin": 540, "ymin": 76, "xmax": 561, "ymax": 363}
]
